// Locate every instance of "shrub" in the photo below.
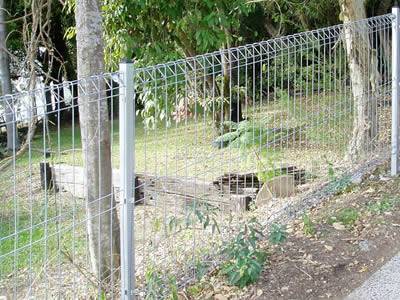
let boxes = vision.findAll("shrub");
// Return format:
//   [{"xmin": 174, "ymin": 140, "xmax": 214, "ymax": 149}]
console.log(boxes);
[{"xmin": 221, "ymin": 218, "xmax": 268, "ymax": 288}]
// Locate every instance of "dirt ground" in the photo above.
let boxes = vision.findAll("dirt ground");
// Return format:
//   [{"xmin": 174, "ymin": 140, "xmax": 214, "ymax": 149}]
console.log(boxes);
[{"xmin": 184, "ymin": 163, "xmax": 400, "ymax": 299}]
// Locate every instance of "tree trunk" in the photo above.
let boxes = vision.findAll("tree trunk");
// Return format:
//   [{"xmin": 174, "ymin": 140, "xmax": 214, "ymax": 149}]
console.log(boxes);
[
  {"xmin": 0, "ymin": 0, "xmax": 19, "ymax": 152},
  {"xmin": 75, "ymin": 0, "xmax": 120, "ymax": 287},
  {"xmin": 340, "ymin": 0, "xmax": 377, "ymax": 159}
]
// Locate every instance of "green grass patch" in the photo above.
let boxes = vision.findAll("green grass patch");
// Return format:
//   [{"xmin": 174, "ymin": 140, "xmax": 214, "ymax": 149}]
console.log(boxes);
[
  {"xmin": 366, "ymin": 196, "xmax": 400, "ymax": 214},
  {"xmin": 328, "ymin": 207, "xmax": 359, "ymax": 228},
  {"xmin": 0, "ymin": 205, "xmax": 86, "ymax": 279}
]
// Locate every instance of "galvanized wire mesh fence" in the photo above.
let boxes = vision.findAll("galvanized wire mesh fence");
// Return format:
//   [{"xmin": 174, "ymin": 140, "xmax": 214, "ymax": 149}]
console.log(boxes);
[
  {"xmin": 0, "ymin": 13, "xmax": 396, "ymax": 299},
  {"xmin": 0, "ymin": 74, "xmax": 122, "ymax": 298}
]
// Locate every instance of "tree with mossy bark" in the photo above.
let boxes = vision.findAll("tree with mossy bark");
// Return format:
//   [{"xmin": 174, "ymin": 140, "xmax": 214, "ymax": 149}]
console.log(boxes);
[
  {"xmin": 75, "ymin": 0, "xmax": 120, "ymax": 288},
  {"xmin": 340, "ymin": 0, "xmax": 380, "ymax": 160},
  {"xmin": 0, "ymin": 0, "xmax": 19, "ymax": 153}
]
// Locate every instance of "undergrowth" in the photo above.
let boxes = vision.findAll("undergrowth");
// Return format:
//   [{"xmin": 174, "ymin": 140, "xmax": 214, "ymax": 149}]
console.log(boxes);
[{"xmin": 221, "ymin": 218, "xmax": 268, "ymax": 288}]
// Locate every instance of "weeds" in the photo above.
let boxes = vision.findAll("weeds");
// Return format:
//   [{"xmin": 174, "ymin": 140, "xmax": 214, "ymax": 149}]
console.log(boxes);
[
  {"xmin": 325, "ymin": 158, "xmax": 353, "ymax": 195},
  {"xmin": 367, "ymin": 196, "xmax": 400, "ymax": 214},
  {"xmin": 144, "ymin": 267, "xmax": 178, "ymax": 300},
  {"xmin": 326, "ymin": 174, "xmax": 353, "ymax": 195},
  {"xmin": 268, "ymin": 223, "xmax": 288, "ymax": 244},
  {"xmin": 221, "ymin": 218, "xmax": 268, "ymax": 288},
  {"xmin": 194, "ymin": 259, "xmax": 208, "ymax": 280},
  {"xmin": 302, "ymin": 214, "xmax": 316, "ymax": 236},
  {"xmin": 329, "ymin": 207, "xmax": 359, "ymax": 228},
  {"xmin": 166, "ymin": 202, "xmax": 220, "ymax": 237}
]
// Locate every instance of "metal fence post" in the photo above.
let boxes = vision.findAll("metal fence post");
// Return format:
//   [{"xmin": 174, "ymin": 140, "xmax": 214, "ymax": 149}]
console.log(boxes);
[
  {"xmin": 392, "ymin": 6, "xmax": 400, "ymax": 176},
  {"xmin": 119, "ymin": 59, "xmax": 135, "ymax": 299}
]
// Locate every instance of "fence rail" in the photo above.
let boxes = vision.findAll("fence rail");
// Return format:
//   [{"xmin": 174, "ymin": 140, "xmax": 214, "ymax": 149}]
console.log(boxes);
[{"xmin": 0, "ymin": 12, "xmax": 398, "ymax": 299}]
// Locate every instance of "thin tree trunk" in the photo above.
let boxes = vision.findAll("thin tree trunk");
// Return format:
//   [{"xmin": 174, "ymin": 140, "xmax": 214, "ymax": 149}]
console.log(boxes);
[
  {"xmin": 340, "ymin": 0, "xmax": 377, "ymax": 159},
  {"xmin": 75, "ymin": 0, "xmax": 120, "ymax": 287},
  {"xmin": 0, "ymin": 0, "xmax": 19, "ymax": 152}
]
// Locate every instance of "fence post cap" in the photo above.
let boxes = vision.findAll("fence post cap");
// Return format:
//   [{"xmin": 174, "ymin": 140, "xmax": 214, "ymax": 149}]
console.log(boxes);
[{"xmin": 120, "ymin": 58, "xmax": 134, "ymax": 64}]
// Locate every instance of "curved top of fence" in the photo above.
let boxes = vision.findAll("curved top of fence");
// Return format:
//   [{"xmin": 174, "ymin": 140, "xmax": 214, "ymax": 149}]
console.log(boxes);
[
  {"xmin": 0, "ymin": 72, "xmax": 120, "ymax": 103},
  {"xmin": 0, "ymin": 13, "xmax": 394, "ymax": 113},
  {"xmin": 0, "ymin": 72, "xmax": 120, "ymax": 121},
  {"xmin": 133, "ymin": 13, "xmax": 394, "ymax": 86}
]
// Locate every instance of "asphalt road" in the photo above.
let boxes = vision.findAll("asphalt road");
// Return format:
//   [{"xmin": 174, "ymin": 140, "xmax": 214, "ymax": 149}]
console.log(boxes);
[{"xmin": 346, "ymin": 253, "xmax": 400, "ymax": 300}]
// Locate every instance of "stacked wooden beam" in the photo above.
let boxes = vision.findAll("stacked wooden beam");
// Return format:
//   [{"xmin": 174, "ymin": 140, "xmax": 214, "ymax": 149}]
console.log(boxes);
[{"xmin": 213, "ymin": 165, "xmax": 306, "ymax": 195}]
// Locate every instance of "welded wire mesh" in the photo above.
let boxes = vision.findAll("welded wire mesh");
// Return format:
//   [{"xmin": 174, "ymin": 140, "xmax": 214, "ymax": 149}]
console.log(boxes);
[
  {"xmin": 0, "ymin": 73, "xmax": 122, "ymax": 299},
  {"xmin": 131, "ymin": 14, "xmax": 393, "ymax": 297},
  {"xmin": 0, "ymin": 13, "xmax": 395, "ymax": 299}
]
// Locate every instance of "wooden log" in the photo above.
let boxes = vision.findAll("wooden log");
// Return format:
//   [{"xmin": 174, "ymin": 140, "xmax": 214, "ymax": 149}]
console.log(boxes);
[
  {"xmin": 51, "ymin": 164, "xmax": 225, "ymax": 205},
  {"xmin": 231, "ymin": 194, "xmax": 253, "ymax": 212},
  {"xmin": 134, "ymin": 176, "xmax": 145, "ymax": 205},
  {"xmin": 50, "ymin": 164, "xmax": 145, "ymax": 205},
  {"xmin": 40, "ymin": 162, "xmax": 54, "ymax": 190},
  {"xmin": 213, "ymin": 166, "xmax": 306, "ymax": 195},
  {"xmin": 213, "ymin": 172, "xmax": 261, "ymax": 194}
]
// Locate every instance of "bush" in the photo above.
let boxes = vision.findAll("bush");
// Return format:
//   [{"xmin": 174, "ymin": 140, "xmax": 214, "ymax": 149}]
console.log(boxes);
[{"xmin": 221, "ymin": 218, "xmax": 268, "ymax": 288}]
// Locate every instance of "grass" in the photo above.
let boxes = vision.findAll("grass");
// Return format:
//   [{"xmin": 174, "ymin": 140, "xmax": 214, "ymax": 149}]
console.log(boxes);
[
  {"xmin": 0, "ymin": 202, "xmax": 87, "ymax": 279},
  {"xmin": 7, "ymin": 90, "xmax": 355, "ymax": 179},
  {"xmin": 0, "ymin": 89, "xmax": 377, "ymax": 293}
]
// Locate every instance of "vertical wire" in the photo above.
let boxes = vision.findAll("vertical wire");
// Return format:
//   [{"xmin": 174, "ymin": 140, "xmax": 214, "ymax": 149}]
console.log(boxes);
[
  {"xmin": 71, "ymin": 82, "xmax": 77, "ymax": 296},
  {"xmin": 292, "ymin": 41, "xmax": 297, "ymax": 193},
  {"xmin": 266, "ymin": 47, "xmax": 268, "ymax": 188},
  {"xmin": 273, "ymin": 45, "xmax": 278, "ymax": 180},
  {"xmin": 279, "ymin": 42, "xmax": 284, "ymax": 182},
  {"xmin": 317, "ymin": 34, "xmax": 322, "ymax": 177},
  {"xmin": 152, "ymin": 68, "xmax": 158, "ymax": 279},
  {"xmin": 310, "ymin": 38, "xmax": 315, "ymax": 180},
  {"xmin": 12, "ymin": 94, "xmax": 18, "ymax": 298},
  {"xmin": 142, "ymin": 71, "xmax": 149, "ymax": 285},
  {"xmin": 284, "ymin": 39, "xmax": 290, "ymax": 196},
  {"xmin": 228, "ymin": 49, "xmax": 233, "ymax": 204},
  {"xmin": 299, "ymin": 40, "xmax": 303, "ymax": 177},
  {"xmin": 374, "ymin": 27, "xmax": 379, "ymax": 153},
  {"xmin": 259, "ymin": 45, "xmax": 264, "ymax": 193},
  {"xmin": 252, "ymin": 46, "xmax": 256, "ymax": 191},
  {"xmin": 172, "ymin": 63, "xmax": 178, "ymax": 270},
  {"xmin": 210, "ymin": 55, "xmax": 218, "ymax": 260},
  {"xmin": 42, "ymin": 98, "xmax": 49, "ymax": 299},
  {"xmin": 343, "ymin": 29, "xmax": 350, "ymax": 161},
  {"xmin": 193, "ymin": 57, "xmax": 199, "ymax": 280},
  {"xmin": 56, "ymin": 85, "xmax": 62, "ymax": 298},
  {"xmin": 263, "ymin": 46, "xmax": 269, "ymax": 186},
  {"xmin": 379, "ymin": 25, "xmax": 384, "ymax": 149},
  {"xmin": 328, "ymin": 34, "xmax": 333, "ymax": 155},
  {"xmin": 322, "ymin": 33, "xmax": 327, "ymax": 175},
  {"xmin": 162, "ymin": 65, "xmax": 168, "ymax": 279},
  {"xmin": 368, "ymin": 26, "xmax": 372, "ymax": 155},
  {"xmin": 184, "ymin": 61, "xmax": 193, "ymax": 274},
  {"xmin": 28, "ymin": 94, "xmax": 33, "ymax": 297},
  {"xmin": 337, "ymin": 31, "xmax": 343, "ymax": 155},
  {"xmin": 202, "ymin": 56, "xmax": 208, "ymax": 277},
  {"xmin": 332, "ymin": 33, "xmax": 337, "ymax": 155},
  {"xmin": 82, "ymin": 82, "xmax": 90, "ymax": 296},
  {"xmin": 378, "ymin": 26, "xmax": 383, "ymax": 150},
  {"xmin": 97, "ymin": 77, "xmax": 102, "ymax": 298},
  {"xmin": 109, "ymin": 77, "xmax": 115, "ymax": 298},
  {"xmin": 201, "ymin": 56, "xmax": 207, "ymax": 272}
]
